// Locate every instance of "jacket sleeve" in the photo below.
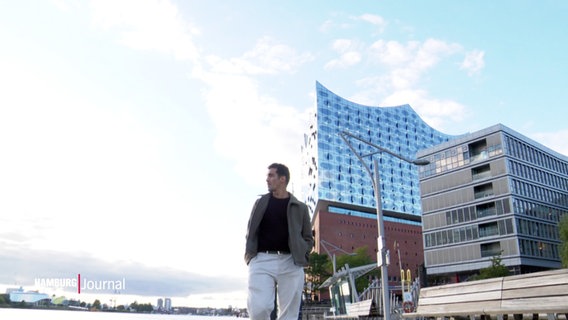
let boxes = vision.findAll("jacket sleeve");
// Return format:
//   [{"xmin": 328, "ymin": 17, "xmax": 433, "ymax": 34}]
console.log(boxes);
[
  {"xmin": 244, "ymin": 198, "xmax": 261, "ymax": 265},
  {"xmin": 301, "ymin": 204, "xmax": 314, "ymax": 251}
]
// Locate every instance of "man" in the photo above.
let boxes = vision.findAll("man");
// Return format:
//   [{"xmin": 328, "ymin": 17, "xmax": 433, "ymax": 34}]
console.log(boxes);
[{"xmin": 245, "ymin": 163, "xmax": 314, "ymax": 320}]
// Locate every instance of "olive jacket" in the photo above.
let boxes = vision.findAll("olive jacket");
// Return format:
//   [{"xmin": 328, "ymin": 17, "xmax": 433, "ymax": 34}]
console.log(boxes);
[{"xmin": 244, "ymin": 192, "xmax": 314, "ymax": 267}]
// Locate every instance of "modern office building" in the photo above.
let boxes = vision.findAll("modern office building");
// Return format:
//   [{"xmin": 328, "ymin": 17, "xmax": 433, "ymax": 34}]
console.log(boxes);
[
  {"xmin": 302, "ymin": 82, "xmax": 461, "ymax": 291},
  {"xmin": 418, "ymin": 124, "xmax": 568, "ymax": 282}
]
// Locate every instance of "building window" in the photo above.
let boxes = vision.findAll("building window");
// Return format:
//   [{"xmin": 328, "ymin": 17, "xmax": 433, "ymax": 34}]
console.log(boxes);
[
  {"xmin": 474, "ymin": 183, "xmax": 494, "ymax": 199},
  {"xmin": 480, "ymin": 242, "xmax": 501, "ymax": 257},
  {"xmin": 472, "ymin": 164, "xmax": 491, "ymax": 181},
  {"xmin": 476, "ymin": 202, "xmax": 496, "ymax": 218},
  {"xmin": 479, "ymin": 222, "xmax": 499, "ymax": 238},
  {"xmin": 469, "ymin": 139, "xmax": 488, "ymax": 162}
]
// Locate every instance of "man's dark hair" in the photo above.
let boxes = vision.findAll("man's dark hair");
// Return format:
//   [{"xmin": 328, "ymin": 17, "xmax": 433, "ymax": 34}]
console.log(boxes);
[{"xmin": 268, "ymin": 163, "xmax": 290, "ymax": 186}]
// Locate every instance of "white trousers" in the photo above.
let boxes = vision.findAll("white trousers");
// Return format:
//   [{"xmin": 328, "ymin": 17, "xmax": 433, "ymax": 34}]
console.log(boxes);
[{"xmin": 247, "ymin": 253, "xmax": 304, "ymax": 320}]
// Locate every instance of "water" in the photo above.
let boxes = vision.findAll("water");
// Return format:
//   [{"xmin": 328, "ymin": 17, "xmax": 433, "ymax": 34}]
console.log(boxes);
[{"xmin": 0, "ymin": 308, "xmax": 239, "ymax": 320}]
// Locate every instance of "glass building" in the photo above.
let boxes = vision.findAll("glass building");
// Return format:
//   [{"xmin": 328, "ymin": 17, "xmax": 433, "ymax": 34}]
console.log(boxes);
[
  {"xmin": 302, "ymin": 81, "xmax": 460, "ymax": 222},
  {"xmin": 418, "ymin": 124, "xmax": 568, "ymax": 280},
  {"xmin": 302, "ymin": 82, "xmax": 462, "ymax": 304}
]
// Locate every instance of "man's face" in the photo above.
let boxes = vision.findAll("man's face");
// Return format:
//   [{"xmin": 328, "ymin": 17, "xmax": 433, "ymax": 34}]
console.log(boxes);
[{"xmin": 266, "ymin": 168, "xmax": 285, "ymax": 192}]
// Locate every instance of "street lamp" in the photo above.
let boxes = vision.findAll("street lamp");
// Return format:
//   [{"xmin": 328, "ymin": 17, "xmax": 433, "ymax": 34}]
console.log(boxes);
[{"xmin": 340, "ymin": 131, "xmax": 429, "ymax": 320}]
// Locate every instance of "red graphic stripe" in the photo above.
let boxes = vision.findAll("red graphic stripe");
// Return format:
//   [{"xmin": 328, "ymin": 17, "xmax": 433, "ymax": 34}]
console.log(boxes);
[{"xmin": 78, "ymin": 274, "xmax": 81, "ymax": 294}]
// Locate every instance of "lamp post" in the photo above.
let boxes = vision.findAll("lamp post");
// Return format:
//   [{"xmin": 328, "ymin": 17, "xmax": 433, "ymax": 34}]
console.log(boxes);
[{"xmin": 340, "ymin": 131, "xmax": 429, "ymax": 320}]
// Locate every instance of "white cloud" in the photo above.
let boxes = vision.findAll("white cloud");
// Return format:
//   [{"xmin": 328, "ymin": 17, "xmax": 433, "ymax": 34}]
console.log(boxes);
[
  {"xmin": 319, "ymin": 19, "xmax": 334, "ymax": 33},
  {"xmin": 192, "ymin": 66, "xmax": 310, "ymax": 189},
  {"xmin": 322, "ymin": 18, "xmax": 470, "ymax": 125},
  {"xmin": 89, "ymin": 0, "xmax": 200, "ymax": 62},
  {"xmin": 370, "ymin": 40, "xmax": 419, "ymax": 66},
  {"xmin": 390, "ymin": 67, "xmax": 421, "ymax": 90},
  {"xmin": 185, "ymin": 36, "xmax": 313, "ymax": 190},
  {"xmin": 461, "ymin": 49, "xmax": 485, "ymax": 75},
  {"xmin": 325, "ymin": 39, "xmax": 362, "ymax": 70},
  {"xmin": 343, "ymin": 36, "xmax": 474, "ymax": 134},
  {"xmin": 413, "ymin": 38, "xmax": 462, "ymax": 70},
  {"xmin": 346, "ymin": 38, "xmax": 470, "ymax": 130},
  {"xmin": 0, "ymin": 55, "xmax": 199, "ymax": 264},
  {"xmin": 381, "ymin": 89, "xmax": 469, "ymax": 131},
  {"xmin": 359, "ymin": 13, "xmax": 386, "ymax": 26},
  {"xmin": 319, "ymin": 14, "xmax": 354, "ymax": 33},
  {"xmin": 242, "ymin": 37, "xmax": 314, "ymax": 74},
  {"xmin": 50, "ymin": 0, "xmax": 79, "ymax": 12},
  {"xmin": 332, "ymin": 39, "xmax": 355, "ymax": 53},
  {"xmin": 84, "ymin": 0, "xmax": 315, "ymax": 192},
  {"xmin": 85, "ymin": 0, "xmax": 314, "ymax": 220},
  {"xmin": 531, "ymin": 129, "xmax": 568, "ymax": 156},
  {"xmin": 358, "ymin": 13, "xmax": 387, "ymax": 33},
  {"xmin": 324, "ymin": 51, "xmax": 362, "ymax": 70},
  {"xmin": 207, "ymin": 37, "xmax": 314, "ymax": 75},
  {"xmin": 0, "ymin": 247, "xmax": 246, "ymax": 307},
  {"xmin": 367, "ymin": 38, "xmax": 462, "ymax": 91},
  {"xmin": 321, "ymin": 13, "xmax": 386, "ymax": 34}
]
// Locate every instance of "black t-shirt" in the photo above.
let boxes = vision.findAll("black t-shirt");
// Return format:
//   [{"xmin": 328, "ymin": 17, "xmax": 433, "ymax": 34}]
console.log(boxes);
[{"xmin": 257, "ymin": 194, "xmax": 290, "ymax": 252}]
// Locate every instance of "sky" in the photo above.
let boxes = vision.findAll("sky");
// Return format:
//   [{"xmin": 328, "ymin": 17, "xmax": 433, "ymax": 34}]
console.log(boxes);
[{"xmin": 1, "ymin": 0, "xmax": 567, "ymax": 309}]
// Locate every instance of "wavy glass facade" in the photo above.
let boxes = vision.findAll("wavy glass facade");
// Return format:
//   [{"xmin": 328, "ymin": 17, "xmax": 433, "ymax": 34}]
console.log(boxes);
[{"xmin": 302, "ymin": 82, "xmax": 460, "ymax": 220}]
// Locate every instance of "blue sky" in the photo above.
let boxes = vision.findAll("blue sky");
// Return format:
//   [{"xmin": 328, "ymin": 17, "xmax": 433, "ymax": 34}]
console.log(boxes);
[{"xmin": 1, "ymin": 0, "xmax": 567, "ymax": 308}]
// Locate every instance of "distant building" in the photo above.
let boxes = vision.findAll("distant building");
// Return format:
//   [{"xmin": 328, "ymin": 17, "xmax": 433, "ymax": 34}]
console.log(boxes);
[
  {"xmin": 418, "ymin": 124, "xmax": 568, "ymax": 282},
  {"xmin": 157, "ymin": 298, "xmax": 163, "ymax": 310},
  {"xmin": 7, "ymin": 287, "xmax": 50, "ymax": 305},
  {"xmin": 164, "ymin": 298, "xmax": 172, "ymax": 311},
  {"xmin": 303, "ymin": 82, "xmax": 460, "ymax": 296}
]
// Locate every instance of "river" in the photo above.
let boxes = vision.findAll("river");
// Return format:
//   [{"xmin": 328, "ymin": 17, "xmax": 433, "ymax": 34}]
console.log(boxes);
[{"xmin": 0, "ymin": 308, "xmax": 240, "ymax": 320}]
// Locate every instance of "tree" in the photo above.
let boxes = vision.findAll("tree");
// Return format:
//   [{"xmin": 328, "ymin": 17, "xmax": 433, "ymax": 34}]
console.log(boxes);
[
  {"xmin": 129, "ymin": 301, "xmax": 153, "ymax": 313},
  {"xmin": 306, "ymin": 247, "xmax": 380, "ymax": 300},
  {"xmin": 305, "ymin": 252, "xmax": 332, "ymax": 301},
  {"xmin": 335, "ymin": 246, "xmax": 380, "ymax": 293},
  {"xmin": 0, "ymin": 293, "xmax": 9, "ymax": 305},
  {"xmin": 92, "ymin": 299, "xmax": 102, "ymax": 310},
  {"xmin": 471, "ymin": 254, "xmax": 510, "ymax": 280},
  {"xmin": 138, "ymin": 302, "xmax": 154, "ymax": 312},
  {"xmin": 560, "ymin": 214, "xmax": 568, "ymax": 267}
]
